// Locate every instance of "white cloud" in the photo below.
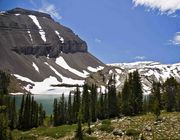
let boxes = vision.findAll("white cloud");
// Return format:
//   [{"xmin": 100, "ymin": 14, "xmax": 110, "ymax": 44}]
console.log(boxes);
[
  {"xmin": 133, "ymin": 0, "xmax": 180, "ymax": 14},
  {"xmin": 29, "ymin": 0, "xmax": 37, "ymax": 7},
  {"xmin": 134, "ymin": 56, "xmax": 146, "ymax": 60},
  {"xmin": 170, "ymin": 32, "xmax": 180, "ymax": 45},
  {"xmin": 38, "ymin": 0, "xmax": 62, "ymax": 20},
  {"xmin": 95, "ymin": 38, "xmax": 102, "ymax": 43}
]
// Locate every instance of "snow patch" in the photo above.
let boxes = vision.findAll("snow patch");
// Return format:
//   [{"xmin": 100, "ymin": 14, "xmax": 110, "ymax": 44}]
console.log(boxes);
[
  {"xmin": 14, "ymin": 74, "xmax": 81, "ymax": 95},
  {"xmin": 10, "ymin": 92, "xmax": 24, "ymax": 95},
  {"xmin": 87, "ymin": 66, "xmax": 104, "ymax": 73},
  {"xmin": 97, "ymin": 86, "xmax": 106, "ymax": 94},
  {"xmin": 142, "ymin": 84, "xmax": 151, "ymax": 95},
  {"xmin": 55, "ymin": 30, "xmax": 64, "ymax": 43},
  {"xmin": 56, "ymin": 56, "xmax": 89, "ymax": 78},
  {"xmin": 28, "ymin": 15, "xmax": 46, "ymax": 42},
  {"xmin": 115, "ymin": 68, "xmax": 122, "ymax": 74},
  {"xmin": 27, "ymin": 30, "xmax": 33, "ymax": 42},
  {"xmin": 45, "ymin": 62, "xmax": 84, "ymax": 85},
  {"xmin": 14, "ymin": 74, "xmax": 34, "ymax": 83},
  {"xmin": 15, "ymin": 13, "xmax": 20, "ymax": 16},
  {"xmin": 32, "ymin": 62, "xmax": 39, "ymax": 72}
]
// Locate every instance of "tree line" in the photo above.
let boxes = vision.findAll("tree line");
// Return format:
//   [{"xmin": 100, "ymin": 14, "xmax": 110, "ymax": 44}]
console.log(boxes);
[
  {"xmin": 1, "ymin": 69, "xmax": 180, "ymax": 139},
  {"xmin": 0, "ymin": 94, "xmax": 46, "ymax": 140},
  {"xmin": 53, "ymin": 71, "xmax": 143, "ymax": 126}
]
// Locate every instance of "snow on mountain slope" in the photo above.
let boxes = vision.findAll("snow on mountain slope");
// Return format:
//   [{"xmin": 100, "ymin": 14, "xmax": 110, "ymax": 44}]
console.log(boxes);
[
  {"xmin": 87, "ymin": 61, "xmax": 180, "ymax": 95},
  {"xmin": 110, "ymin": 62, "xmax": 180, "ymax": 94}
]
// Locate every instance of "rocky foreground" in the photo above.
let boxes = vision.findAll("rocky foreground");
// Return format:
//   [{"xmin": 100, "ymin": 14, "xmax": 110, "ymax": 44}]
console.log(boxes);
[
  {"xmin": 89, "ymin": 112, "xmax": 180, "ymax": 140},
  {"xmin": 12, "ymin": 112, "xmax": 180, "ymax": 140}
]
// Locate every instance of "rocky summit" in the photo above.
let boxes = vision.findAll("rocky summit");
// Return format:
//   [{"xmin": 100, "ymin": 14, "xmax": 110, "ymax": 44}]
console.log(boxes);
[{"xmin": 0, "ymin": 8, "xmax": 104, "ymax": 94}]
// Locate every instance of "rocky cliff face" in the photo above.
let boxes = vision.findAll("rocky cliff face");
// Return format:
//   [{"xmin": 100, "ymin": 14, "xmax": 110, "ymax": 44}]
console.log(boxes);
[
  {"xmin": 0, "ymin": 8, "xmax": 104, "ymax": 94},
  {"xmin": 1, "ymin": 8, "xmax": 87, "ymax": 57}
]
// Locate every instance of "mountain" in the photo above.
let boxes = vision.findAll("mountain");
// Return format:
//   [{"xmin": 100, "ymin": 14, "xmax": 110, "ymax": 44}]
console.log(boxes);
[
  {"xmin": 0, "ymin": 8, "xmax": 104, "ymax": 94},
  {"xmin": 86, "ymin": 61, "xmax": 180, "ymax": 95}
]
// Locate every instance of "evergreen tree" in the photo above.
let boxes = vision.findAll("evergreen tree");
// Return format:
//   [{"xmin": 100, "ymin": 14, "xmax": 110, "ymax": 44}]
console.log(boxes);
[
  {"xmin": 163, "ymin": 77, "xmax": 177, "ymax": 112},
  {"xmin": 132, "ymin": 71, "xmax": 143, "ymax": 114},
  {"xmin": 72, "ymin": 86, "xmax": 81, "ymax": 123},
  {"xmin": 150, "ymin": 82, "xmax": 161, "ymax": 119},
  {"xmin": 176, "ymin": 85, "xmax": 180, "ymax": 111},
  {"xmin": 18, "ymin": 95, "xmax": 45, "ymax": 130},
  {"xmin": 0, "ymin": 105, "xmax": 12, "ymax": 140},
  {"xmin": 0, "ymin": 71, "xmax": 10, "ymax": 95},
  {"xmin": 75, "ymin": 108, "xmax": 83, "ymax": 140},
  {"xmin": 18, "ymin": 95, "xmax": 25, "ymax": 129},
  {"xmin": 9, "ymin": 96, "xmax": 17, "ymax": 129},
  {"xmin": 53, "ymin": 98, "xmax": 58, "ymax": 126},
  {"xmin": 67, "ymin": 92, "xmax": 72, "ymax": 124},
  {"xmin": 91, "ymin": 84, "xmax": 97, "ymax": 122},
  {"xmin": 82, "ymin": 84, "xmax": 90, "ymax": 122},
  {"xmin": 38, "ymin": 103, "xmax": 45, "ymax": 126},
  {"xmin": 121, "ymin": 80, "xmax": 132, "ymax": 116}
]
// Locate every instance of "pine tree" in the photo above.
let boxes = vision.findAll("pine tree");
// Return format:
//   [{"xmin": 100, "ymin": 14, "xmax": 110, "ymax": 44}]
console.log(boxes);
[
  {"xmin": 121, "ymin": 80, "xmax": 132, "ymax": 116},
  {"xmin": 107, "ymin": 74, "xmax": 118, "ymax": 118},
  {"xmin": 73, "ymin": 86, "xmax": 81, "ymax": 123},
  {"xmin": 38, "ymin": 103, "xmax": 44, "ymax": 126},
  {"xmin": 9, "ymin": 96, "xmax": 17, "ymax": 129},
  {"xmin": 0, "ymin": 71, "xmax": 10, "ymax": 95},
  {"xmin": 0, "ymin": 105, "xmax": 12, "ymax": 140},
  {"xmin": 82, "ymin": 84, "xmax": 90, "ymax": 122},
  {"xmin": 53, "ymin": 98, "xmax": 58, "ymax": 126},
  {"xmin": 163, "ymin": 77, "xmax": 177, "ymax": 112},
  {"xmin": 75, "ymin": 108, "xmax": 83, "ymax": 140},
  {"xmin": 176, "ymin": 85, "xmax": 180, "ymax": 111},
  {"xmin": 91, "ymin": 84, "xmax": 97, "ymax": 122},
  {"xmin": 18, "ymin": 95, "xmax": 25, "ymax": 129},
  {"xmin": 67, "ymin": 92, "xmax": 72, "ymax": 124},
  {"xmin": 132, "ymin": 71, "xmax": 143, "ymax": 114},
  {"xmin": 150, "ymin": 82, "xmax": 161, "ymax": 119}
]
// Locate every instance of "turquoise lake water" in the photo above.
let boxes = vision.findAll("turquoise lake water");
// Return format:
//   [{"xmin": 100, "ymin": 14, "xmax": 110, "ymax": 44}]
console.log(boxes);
[{"xmin": 13, "ymin": 94, "xmax": 68, "ymax": 115}]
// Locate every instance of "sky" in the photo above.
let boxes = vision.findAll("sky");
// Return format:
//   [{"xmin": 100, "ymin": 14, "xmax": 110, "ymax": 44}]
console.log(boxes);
[{"xmin": 0, "ymin": 0, "xmax": 180, "ymax": 64}]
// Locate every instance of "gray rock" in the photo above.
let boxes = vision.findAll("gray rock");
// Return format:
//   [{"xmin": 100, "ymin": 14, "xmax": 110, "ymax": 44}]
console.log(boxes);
[
  {"xmin": 112, "ymin": 129, "xmax": 124, "ymax": 136},
  {"xmin": 145, "ymin": 126, "xmax": 152, "ymax": 132}
]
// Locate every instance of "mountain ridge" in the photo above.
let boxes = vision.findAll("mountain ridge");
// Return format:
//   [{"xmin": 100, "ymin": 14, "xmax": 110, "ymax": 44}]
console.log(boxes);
[
  {"xmin": 87, "ymin": 61, "xmax": 180, "ymax": 95},
  {"xmin": 0, "ymin": 8, "xmax": 104, "ymax": 94}
]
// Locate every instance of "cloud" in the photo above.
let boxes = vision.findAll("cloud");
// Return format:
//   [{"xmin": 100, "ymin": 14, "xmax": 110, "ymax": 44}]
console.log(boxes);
[
  {"xmin": 132, "ymin": 0, "xmax": 180, "ymax": 14},
  {"xmin": 134, "ymin": 56, "xmax": 146, "ymax": 60},
  {"xmin": 29, "ymin": 0, "xmax": 37, "ymax": 7},
  {"xmin": 38, "ymin": 0, "xmax": 62, "ymax": 20},
  {"xmin": 95, "ymin": 38, "xmax": 102, "ymax": 43},
  {"xmin": 170, "ymin": 32, "xmax": 180, "ymax": 46}
]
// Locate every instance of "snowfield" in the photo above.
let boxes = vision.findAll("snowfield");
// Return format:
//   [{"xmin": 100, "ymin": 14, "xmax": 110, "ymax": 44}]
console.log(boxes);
[
  {"xmin": 28, "ymin": 15, "xmax": 46, "ymax": 42},
  {"xmin": 108, "ymin": 61, "xmax": 180, "ymax": 95},
  {"xmin": 12, "ymin": 56, "xmax": 104, "ymax": 95},
  {"xmin": 14, "ymin": 74, "xmax": 81, "ymax": 95},
  {"xmin": 44, "ymin": 62, "xmax": 84, "ymax": 85},
  {"xmin": 87, "ymin": 66, "xmax": 104, "ymax": 72},
  {"xmin": 56, "ymin": 56, "xmax": 89, "ymax": 78}
]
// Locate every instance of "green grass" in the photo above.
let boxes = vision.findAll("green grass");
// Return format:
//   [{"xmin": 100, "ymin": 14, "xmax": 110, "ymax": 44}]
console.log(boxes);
[
  {"xmin": 12, "ymin": 124, "xmax": 77, "ymax": 140},
  {"xmin": 11, "ymin": 112, "xmax": 180, "ymax": 140}
]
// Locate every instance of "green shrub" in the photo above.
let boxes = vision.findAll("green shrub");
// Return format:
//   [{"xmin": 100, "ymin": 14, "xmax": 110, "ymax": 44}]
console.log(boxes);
[
  {"xmin": 83, "ymin": 136, "xmax": 97, "ymax": 140},
  {"xmin": 99, "ymin": 124, "xmax": 114, "ymax": 133},
  {"xmin": 101, "ymin": 119, "xmax": 111, "ymax": 125},
  {"xmin": 126, "ymin": 129, "xmax": 140, "ymax": 136},
  {"xmin": 18, "ymin": 135, "xmax": 37, "ymax": 140}
]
